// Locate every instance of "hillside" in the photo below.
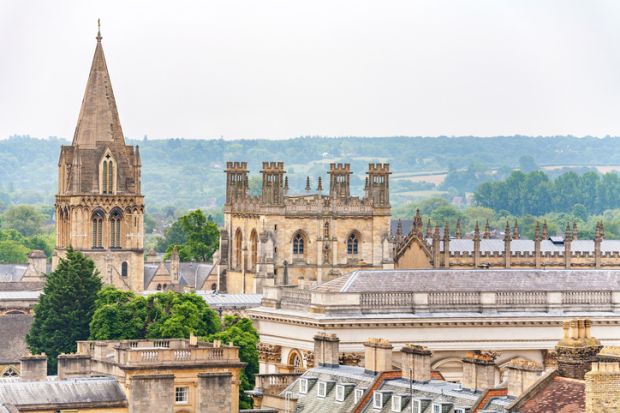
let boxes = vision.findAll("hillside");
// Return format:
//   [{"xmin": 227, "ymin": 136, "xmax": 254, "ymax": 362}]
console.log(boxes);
[{"xmin": 2, "ymin": 135, "xmax": 620, "ymax": 211}]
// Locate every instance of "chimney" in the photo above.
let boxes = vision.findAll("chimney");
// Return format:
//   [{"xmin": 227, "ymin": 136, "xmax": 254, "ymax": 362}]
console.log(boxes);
[
  {"xmin": 401, "ymin": 344, "xmax": 432, "ymax": 382},
  {"xmin": 505, "ymin": 358, "xmax": 543, "ymax": 398},
  {"xmin": 462, "ymin": 352, "xmax": 497, "ymax": 391},
  {"xmin": 20, "ymin": 354, "xmax": 47, "ymax": 381},
  {"xmin": 27, "ymin": 250, "xmax": 47, "ymax": 275},
  {"xmin": 556, "ymin": 319, "xmax": 603, "ymax": 380},
  {"xmin": 57, "ymin": 354, "xmax": 92, "ymax": 380},
  {"xmin": 314, "ymin": 332, "xmax": 340, "ymax": 368},
  {"xmin": 364, "ymin": 338, "xmax": 393, "ymax": 375},
  {"xmin": 170, "ymin": 246, "xmax": 180, "ymax": 282},
  {"xmin": 586, "ymin": 347, "xmax": 620, "ymax": 413}
]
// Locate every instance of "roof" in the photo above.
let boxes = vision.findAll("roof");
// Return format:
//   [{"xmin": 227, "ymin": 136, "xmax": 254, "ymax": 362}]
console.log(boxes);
[
  {"xmin": 0, "ymin": 291, "xmax": 41, "ymax": 301},
  {"xmin": 179, "ymin": 263, "xmax": 214, "ymax": 289},
  {"xmin": 0, "ymin": 282, "xmax": 44, "ymax": 292},
  {"xmin": 516, "ymin": 374, "xmax": 585, "ymax": 413},
  {"xmin": 314, "ymin": 269, "xmax": 620, "ymax": 293},
  {"xmin": 143, "ymin": 264, "xmax": 158, "ymax": 287},
  {"xmin": 439, "ymin": 238, "xmax": 620, "ymax": 254},
  {"xmin": 0, "ymin": 315, "xmax": 33, "ymax": 363},
  {"xmin": 197, "ymin": 292, "xmax": 262, "ymax": 308},
  {"xmin": 0, "ymin": 266, "xmax": 27, "ymax": 282},
  {"xmin": 71, "ymin": 29, "xmax": 125, "ymax": 149},
  {"xmin": 0, "ymin": 376, "xmax": 127, "ymax": 407}
]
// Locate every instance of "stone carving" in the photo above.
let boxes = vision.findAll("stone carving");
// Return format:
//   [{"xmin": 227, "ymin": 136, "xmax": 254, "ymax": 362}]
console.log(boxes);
[
  {"xmin": 257, "ymin": 343, "xmax": 282, "ymax": 363},
  {"xmin": 302, "ymin": 350, "xmax": 314, "ymax": 368}
]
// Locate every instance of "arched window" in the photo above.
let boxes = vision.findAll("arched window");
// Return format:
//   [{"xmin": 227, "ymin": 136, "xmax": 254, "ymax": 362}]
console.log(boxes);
[
  {"xmin": 250, "ymin": 230, "xmax": 258, "ymax": 271},
  {"xmin": 293, "ymin": 232, "xmax": 305, "ymax": 256},
  {"xmin": 108, "ymin": 160, "xmax": 114, "ymax": 193},
  {"xmin": 347, "ymin": 232, "xmax": 359, "ymax": 255},
  {"xmin": 92, "ymin": 209, "xmax": 104, "ymax": 248},
  {"xmin": 121, "ymin": 262, "xmax": 128, "ymax": 277},
  {"xmin": 157, "ymin": 284, "xmax": 162, "ymax": 291},
  {"xmin": 235, "ymin": 228, "xmax": 243, "ymax": 269},
  {"xmin": 288, "ymin": 350, "xmax": 302, "ymax": 373},
  {"xmin": 110, "ymin": 209, "xmax": 122, "ymax": 249},
  {"xmin": 102, "ymin": 161, "xmax": 108, "ymax": 194},
  {"xmin": 101, "ymin": 153, "xmax": 115, "ymax": 194}
]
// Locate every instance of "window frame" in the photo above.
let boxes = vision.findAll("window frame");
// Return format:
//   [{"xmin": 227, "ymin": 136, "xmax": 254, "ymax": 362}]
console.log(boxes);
[
  {"xmin": 293, "ymin": 232, "xmax": 305, "ymax": 256},
  {"xmin": 299, "ymin": 378, "xmax": 308, "ymax": 394},
  {"xmin": 175, "ymin": 386, "xmax": 189, "ymax": 404},
  {"xmin": 317, "ymin": 381, "xmax": 327, "ymax": 398},
  {"xmin": 373, "ymin": 391, "xmax": 383, "ymax": 409},
  {"xmin": 354, "ymin": 388, "xmax": 364, "ymax": 404},
  {"xmin": 347, "ymin": 232, "xmax": 359, "ymax": 256},
  {"xmin": 335, "ymin": 384, "xmax": 345, "ymax": 402},
  {"xmin": 432, "ymin": 403, "xmax": 441, "ymax": 413},
  {"xmin": 391, "ymin": 395, "xmax": 402, "ymax": 412}
]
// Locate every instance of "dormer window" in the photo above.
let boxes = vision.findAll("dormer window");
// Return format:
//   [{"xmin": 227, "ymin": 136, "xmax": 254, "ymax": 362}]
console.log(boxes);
[
  {"xmin": 373, "ymin": 392, "xmax": 383, "ymax": 409},
  {"xmin": 432, "ymin": 403, "xmax": 441, "ymax": 413},
  {"xmin": 391, "ymin": 395, "xmax": 402, "ymax": 412},
  {"xmin": 354, "ymin": 389, "xmax": 364, "ymax": 404},
  {"xmin": 317, "ymin": 381, "xmax": 327, "ymax": 398},
  {"xmin": 299, "ymin": 378, "xmax": 308, "ymax": 394},
  {"xmin": 335, "ymin": 385, "xmax": 345, "ymax": 402}
]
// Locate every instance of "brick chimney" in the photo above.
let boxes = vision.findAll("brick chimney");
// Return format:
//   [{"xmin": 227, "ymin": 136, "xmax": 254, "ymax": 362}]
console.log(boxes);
[
  {"xmin": 401, "ymin": 344, "xmax": 432, "ymax": 382},
  {"xmin": 314, "ymin": 332, "xmax": 340, "ymax": 367},
  {"xmin": 586, "ymin": 347, "xmax": 620, "ymax": 413},
  {"xmin": 556, "ymin": 319, "xmax": 602, "ymax": 380},
  {"xmin": 20, "ymin": 354, "xmax": 47, "ymax": 381},
  {"xmin": 505, "ymin": 358, "xmax": 544, "ymax": 397},
  {"xmin": 462, "ymin": 351, "xmax": 497, "ymax": 391},
  {"xmin": 364, "ymin": 338, "xmax": 393, "ymax": 375},
  {"xmin": 57, "ymin": 354, "xmax": 92, "ymax": 380}
]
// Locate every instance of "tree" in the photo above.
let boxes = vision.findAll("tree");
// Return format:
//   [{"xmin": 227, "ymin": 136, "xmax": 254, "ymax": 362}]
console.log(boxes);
[
  {"xmin": 207, "ymin": 315, "xmax": 259, "ymax": 410},
  {"xmin": 27, "ymin": 248, "xmax": 102, "ymax": 373},
  {"xmin": 518, "ymin": 155, "xmax": 539, "ymax": 173},
  {"xmin": 1, "ymin": 205, "xmax": 45, "ymax": 237},
  {"xmin": 160, "ymin": 210, "xmax": 220, "ymax": 262},
  {"xmin": 0, "ymin": 240, "xmax": 29, "ymax": 263},
  {"xmin": 90, "ymin": 288, "xmax": 221, "ymax": 340}
]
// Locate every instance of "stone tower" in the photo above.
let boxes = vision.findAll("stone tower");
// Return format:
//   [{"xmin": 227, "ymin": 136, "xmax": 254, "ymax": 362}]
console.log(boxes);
[
  {"xmin": 366, "ymin": 163, "xmax": 390, "ymax": 207},
  {"xmin": 328, "ymin": 163, "xmax": 351, "ymax": 200},
  {"xmin": 54, "ymin": 23, "xmax": 144, "ymax": 291},
  {"xmin": 260, "ymin": 162, "xmax": 285, "ymax": 205},
  {"xmin": 224, "ymin": 162, "xmax": 249, "ymax": 205}
]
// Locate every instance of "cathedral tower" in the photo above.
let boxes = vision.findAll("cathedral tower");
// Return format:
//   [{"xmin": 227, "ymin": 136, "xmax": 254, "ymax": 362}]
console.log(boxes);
[{"xmin": 54, "ymin": 23, "xmax": 144, "ymax": 291}]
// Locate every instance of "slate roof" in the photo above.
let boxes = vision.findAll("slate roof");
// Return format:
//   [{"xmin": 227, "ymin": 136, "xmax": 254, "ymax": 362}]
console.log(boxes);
[
  {"xmin": 179, "ymin": 263, "xmax": 214, "ymax": 289},
  {"xmin": 314, "ymin": 269, "xmax": 620, "ymax": 293},
  {"xmin": 143, "ymin": 264, "xmax": 158, "ymax": 287},
  {"xmin": 0, "ymin": 266, "xmax": 26, "ymax": 282},
  {"xmin": 0, "ymin": 315, "xmax": 33, "ymax": 363},
  {"xmin": 438, "ymin": 238, "xmax": 620, "ymax": 254},
  {"xmin": 197, "ymin": 292, "xmax": 262, "ymax": 309},
  {"xmin": 0, "ymin": 282, "xmax": 44, "ymax": 292},
  {"xmin": 0, "ymin": 376, "xmax": 127, "ymax": 407}
]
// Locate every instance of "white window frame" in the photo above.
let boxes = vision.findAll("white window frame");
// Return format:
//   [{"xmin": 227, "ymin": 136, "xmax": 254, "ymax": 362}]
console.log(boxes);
[
  {"xmin": 391, "ymin": 395, "xmax": 402, "ymax": 412},
  {"xmin": 415, "ymin": 400, "xmax": 423, "ymax": 413},
  {"xmin": 432, "ymin": 403, "xmax": 441, "ymax": 413},
  {"xmin": 299, "ymin": 378, "xmax": 308, "ymax": 394},
  {"xmin": 373, "ymin": 392, "xmax": 383, "ymax": 409},
  {"xmin": 317, "ymin": 381, "xmax": 327, "ymax": 398},
  {"xmin": 454, "ymin": 409, "xmax": 466, "ymax": 413},
  {"xmin": 175, "ymin": 386, "xmax": 189, "ymax": 404},
  {"xmin": 354, "ymin": 388, "xmax": 364, "ymax": 403},
  {"xmin": 335, "ymin": 384, "xmax": 345, "ymax": 402}
]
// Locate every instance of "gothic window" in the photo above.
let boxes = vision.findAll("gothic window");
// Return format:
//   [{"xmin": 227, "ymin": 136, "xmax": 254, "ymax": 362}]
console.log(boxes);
[
  {"xmin": 235, "ymin": 228, "xmax": 243, "ymax": 269},
  {"xmin": 121, "ymin": 261, "xmax": 128, "ymax": 277},
  {"xmin": 250, "ymin": 230, "xmax": 258, "ymax": 271},
  {"xmin": 293, "ymin": 232, "xmax": 305, "ymax": 256},
  {"xmin": 101, "ymin": 153, "xmax": 115, "ymax": 194},
  {"xmin": 92, "ymin": 209, "xmax": 104, "ymax": 248},
  {"xmin": 347, "ymin": 232, "xmax": 359, "ymax": 255},
  {"xmin": 1, "ymin": 367, "xmax": 18, "ymax": 377},
  {"xmin": 108, "ymin": 159, "xmax": 114, "ymax": 193},
  {"xmin": 110, "ymin": 209, "xmax": 122, "ymax": 248},
  {"xmin": 103, "ymin": 161, "xmax": 108, "ymax": 193}
]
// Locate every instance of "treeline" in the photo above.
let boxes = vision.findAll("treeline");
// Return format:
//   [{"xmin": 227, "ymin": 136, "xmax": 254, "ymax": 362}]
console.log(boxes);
[
  {"xmin": 474, "ymin": 170, "xmax": 620, "ymax": 217},
  {"xmin": 0, "ymin": 205, "xmax": 54, "ymax": 263}
]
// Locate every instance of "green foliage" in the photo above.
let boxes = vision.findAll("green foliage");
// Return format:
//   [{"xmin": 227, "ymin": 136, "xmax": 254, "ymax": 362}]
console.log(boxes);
[
  {"xmin": 1, "ymin": 205, "xmax": 45, "ymax": 237},
  {"xmin": 0, "ymin": 240, "xmax": 30, "ymax": 263},
  {"xmin": 90, "ymin": 288, "xmax": 221, "ymax": 340},
  {"xmin": 158, "ymin": 209, "xmax": 220, "ymax": 262},
  {"xmin": 0, "ymin": 227, "xmax": 54, "ymax": 264},
  {"xmin": 206, "ymin": 315, "xmax": 259, "ymax": 410},
  {"xmin": 27, "ymin": 248, "xmax": 102, "ymax": 373},
  {"xmin": 474, "ymin": 170, "xmax": 620, "ymax": 216}
]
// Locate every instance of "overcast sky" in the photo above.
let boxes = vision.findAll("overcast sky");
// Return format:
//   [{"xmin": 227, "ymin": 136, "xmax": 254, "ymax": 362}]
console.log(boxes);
[{"xmin": 2, "ymin": 0, "xmax": 620, "ymax": 140}]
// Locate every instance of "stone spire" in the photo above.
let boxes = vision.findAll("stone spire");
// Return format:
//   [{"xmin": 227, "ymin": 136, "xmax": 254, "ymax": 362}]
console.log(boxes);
[
  {"xmin": 595, "ymin": 222, "xmax": 602, "ymax": 269},
  {"xmin": 542, "ymin": 221, "xmax": 549, "ymax": 239},
  {"xmin": 534, "ymin": 221, "xmax": 541, "ymax": 269},
  {"xmin": 534, "ymin": 221, "xmax": 540, "ymax": 241},
  {"xmin": 572, "ymin": 222, "xmax": 578, "ymax": 240},
  {"xmin": 443, "ymin": 223, "xmax": 450, "ymax": 268},
  {"xmin": 564, "ymin": 223, "xmax": 572, "ymax": 269},
  {"xmin": 564, "ymin": 223, "xmax": 573, "ymax": 241},
  {"xmin": 284, "ymin": 176, "xmax": 289, "ymax": 193},
  {"xmin": 432, "ymin": 225, "xmax": 441, "ymax": 269},
  {"xmin": 455, "ymin": 219, "xmax": 462, "ymax": 239},
  {"xmin": 513, "ymin": 220, "xmax": 520, "ymax": 240},
  {"xmin": 305, "ymin": 176, "xmax": 311, "ymax": 192},
  {"xmin": 504, "ymin": 221, "xmax": 512, "ymax": 242},
  {"xmin": 317, "ymin": 176, "xmax": 323, "ymax": 192},
  {"xmin": 426, "ymin": 219, "xmax": 432, "ymax": 238},
  {"xmin": 413, "ymin": 209, "xmax": 423, "ymax": 235},
  {"xmin": 473, "ymin": 221, "xmax": 480, "ymax": 241},
  {"xmin": 504, "ymin": 221, "xmax": 512, "ymax": 269},
  {"xmin": 72, "ymin": 20, "xmax": 125, "ymax": 149},
  {"xmin": 473, "ymin": 221, "xmax": 481, "ymax": 268},
  {"xmin": 483, "ymin": 220, "xmax": 491, "ymax": 239}
]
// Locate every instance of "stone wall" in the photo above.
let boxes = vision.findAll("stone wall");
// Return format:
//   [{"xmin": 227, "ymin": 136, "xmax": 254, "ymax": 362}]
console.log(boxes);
[
  {"xmin": 129, "ymin": 374, "xmax": 174, "ymax": 413},
  {"xmin": 197, "ymin": 372, "xmax": 232, "ymax": 413},
  {"xmin": 586, "ymin": 361, "xmax": 620, "ymax": 413}
]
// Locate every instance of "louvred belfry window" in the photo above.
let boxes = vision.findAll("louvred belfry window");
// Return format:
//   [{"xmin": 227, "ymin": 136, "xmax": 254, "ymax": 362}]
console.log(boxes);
[{"xmin": 110, "ymin": 209, "xmax": 122, "ymax": 248}]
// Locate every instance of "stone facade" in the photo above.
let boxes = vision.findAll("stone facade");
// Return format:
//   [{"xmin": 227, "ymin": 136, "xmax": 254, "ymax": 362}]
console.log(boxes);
[
  {"xmin": 218, "ymin": 161, "xmax": 394, "ymax": 294},
  {"xmin": 586, "ymin": 360, "xmax": 620, "ymax": 413},
  {"xmin": 53, "ymin": 27, "xmax": 144, "ymax": 291}
]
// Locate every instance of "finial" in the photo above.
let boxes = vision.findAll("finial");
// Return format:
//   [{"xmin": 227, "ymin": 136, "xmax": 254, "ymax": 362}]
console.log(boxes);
[
  {"xmin": 317, "ymin": 176, "xmax": 323, "ymax": 192},
  {"xmin": 284, "ymin": 176, "xmax": 289, "ymax": 192},
  {"xmin": 455, "ymin": 218, "xmax": 462, "ymax": 239},
  {"xmin": 426, "ymin": 219, "xmax": 432, "ymax": 238},
  {"xmin": 473, "ymin": 221, "xmax": 480, "ymax": 241},
  {"xmin": 305, "ymin": 176, "xmax": 310, "ymax": 192},
  {"xmin": 483, "ymin": 219, "xmax": 491, "ymax": 239},
  {"xmin": 97, "ymin": 18, "xmax": 102, "ymax": 42},
  {"xmin": 513, "ymin": 220, "xmax": 520, "ymax": 240},
  {"xmin": 535, "ymin": 221, "xmax": 540, "ymax": 241}
]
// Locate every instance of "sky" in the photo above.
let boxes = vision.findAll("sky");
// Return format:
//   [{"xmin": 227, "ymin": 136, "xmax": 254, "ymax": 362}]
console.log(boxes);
[{"xmin": 2, "ymin": 0, "xmax": 620, "ymax": 140}]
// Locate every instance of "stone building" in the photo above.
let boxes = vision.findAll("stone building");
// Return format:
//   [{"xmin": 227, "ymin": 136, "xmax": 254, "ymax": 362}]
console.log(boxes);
[
  {"xmin": 53, "ymin": 24, "xmax": 145, "ymax": 291},
  {"xmin": 0, "ymin": 338, "xmax": 243, "ymax": 413},
  {"xmin": 218, "ymin": 162, "xmax": 394, "ymax": 294},
  {"xmin": 393, "ymin": 211, "xmax": 620, "ymax": 270},
  {"xmin": 250, "ymin": 269, "xmax": 620, "ymax": 379}
]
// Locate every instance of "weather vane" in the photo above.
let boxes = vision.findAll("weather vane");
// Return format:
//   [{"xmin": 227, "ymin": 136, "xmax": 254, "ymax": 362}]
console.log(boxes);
[{"xmin": 96, "ymin": 18, "xmax": 102, "ymax": 41}]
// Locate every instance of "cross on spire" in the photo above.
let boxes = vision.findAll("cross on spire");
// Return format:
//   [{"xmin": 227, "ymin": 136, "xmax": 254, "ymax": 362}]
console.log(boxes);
[{"xmin": 97, "ymin": 18, "xmax": 102, "ymax": 42}]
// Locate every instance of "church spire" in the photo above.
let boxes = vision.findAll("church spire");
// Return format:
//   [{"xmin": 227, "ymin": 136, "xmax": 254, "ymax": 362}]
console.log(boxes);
[{"xmin": 72, "ymin": 20, "xmax": 125, "ymax": 149}]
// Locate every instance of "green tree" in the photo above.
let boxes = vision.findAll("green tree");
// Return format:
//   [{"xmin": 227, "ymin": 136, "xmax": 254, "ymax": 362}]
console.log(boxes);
[
  {"xmin": 0, "ymin": 239, "xmax": 29, "ymax": 263},
  {"xmin": 1, "ymin": 205, "xmax": 45, "ymax": 237},
  {"xmin": 161, "ymin": 210, "xmax": 220, "ymax": 262},
  {"xmin": 27, "ymin": 248, "xmax": 102, "ymax": 373},
  {"xmin": 89, "ymin": 287, "xmax": 147, "ymax": 340},
  {"xmin": 207, "ymin": 315, "xmax": 259, "ymax": 410}
]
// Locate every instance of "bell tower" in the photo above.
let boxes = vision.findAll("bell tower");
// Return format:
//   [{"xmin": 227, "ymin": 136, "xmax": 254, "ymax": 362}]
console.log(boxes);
[{"xmin": 54, "ymin": 21, "xmax": 144, "ymax": 291}]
